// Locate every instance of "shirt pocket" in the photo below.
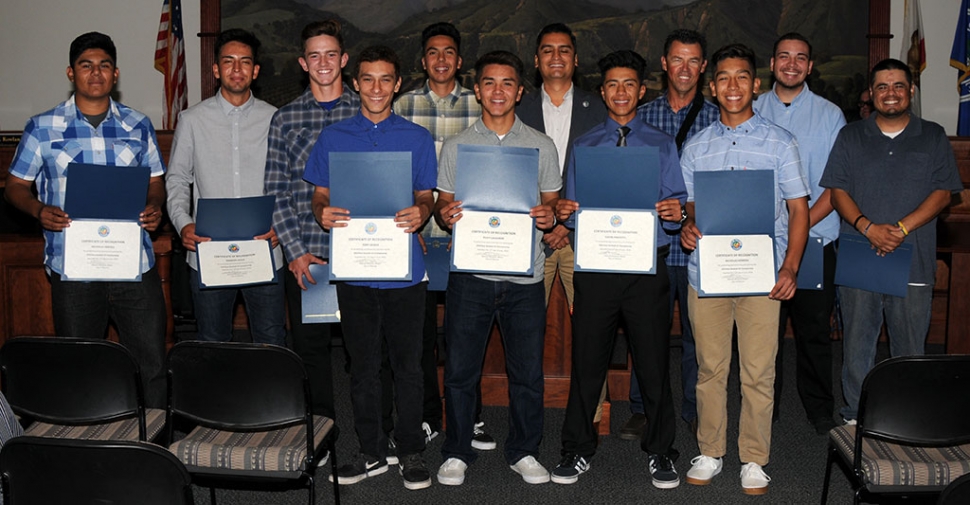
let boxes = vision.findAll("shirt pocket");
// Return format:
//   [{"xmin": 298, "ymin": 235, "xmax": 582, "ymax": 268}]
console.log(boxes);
[
  {"xmin": 50, "ymin": 140, "xmax": 85, "ymax": 173},
  {"xmin": 111, "ymin": 138, "xmax": 144, "ymax": 166}
]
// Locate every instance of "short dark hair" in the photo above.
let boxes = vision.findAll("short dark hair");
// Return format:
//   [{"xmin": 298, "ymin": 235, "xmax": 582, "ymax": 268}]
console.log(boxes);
[
  {"xmin": 474, "ymin": 50, "xmax": 524, "ymax": 84},
  {"xmin": 214, "ymin": 28, "xmax": 261, "ymax": 63},
  {"xmin": 353, "ymin": 45, "xmax": 401, "ymax": 79},
  {"xmin": 301, "ymin": 19, "xmax": 344, "ymax": 53},
  {"xmin": 773, "ymin": 32, "xmax": 812, "ymax": 61},
  {"xmin": 422, "ymin": 22, "xmax": 461, "ymax": 53},
  {"xmin": 70, "ymin": 32, "xmax": 117, "ymax": 67},
  {"xmin": 663, "ymin": 29, "xmax": 707, "ymax": 60},
  {"xmin": 869, "ymin": 58, "xmax": 913, "ymax": 86},
  {"xmin": 710, "ymin": 43, "xmax": 757, "ymax": 76},
  {"xmin": 598, "ymin": 50, "xmax": 647, "ymax": 84},
  {"xmin": 535, "ymin": 23, "xmax": 577, "ymax": 54}
]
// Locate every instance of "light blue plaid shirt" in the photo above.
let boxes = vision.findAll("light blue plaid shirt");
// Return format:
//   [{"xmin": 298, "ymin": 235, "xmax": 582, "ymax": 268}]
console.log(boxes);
[
  {"xmin": 8, "ymin": 95, "xmax": 166, "ymax": 274},
  {"xmin": 637, "ymin": 93, "xmax": 719, "ymax": 267}
]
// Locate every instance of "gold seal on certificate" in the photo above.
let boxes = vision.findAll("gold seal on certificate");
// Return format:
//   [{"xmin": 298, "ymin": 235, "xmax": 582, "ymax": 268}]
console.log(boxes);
[
  {"xmin": 575, "ymin": 209, "xmax": 657, "ymax": 274},
  {"xmin": 197, "ymin": 239, "xmax": 275, "ymax": 287},
  {"xmin": 330, "ymin": 217, "xmax": 411, "ymax": 280},
  {"xmin": 452, "ymin": 210, "xmax": 533, "ymax": 274},
  {"xmin": 62, "ymin": 219, "xmax": 143, "ymax": 281},
  {"xmin": 697, "ymin": 234, "xmax": 776, "ymax": 296}
]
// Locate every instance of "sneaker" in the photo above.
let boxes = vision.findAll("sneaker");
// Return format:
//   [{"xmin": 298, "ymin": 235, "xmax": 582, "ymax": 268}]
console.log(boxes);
[
  {"xmin": 386, "ymin": 438, "xmax": 399, "ymax": 466},
  {"xmin": 550, "ymin": 453, "xmax": 590, "ymax": 485},
  {"xmin": 328, "ymin": 454, "xmax": 388, "ymax": 485},
  {"xmin": 422, "ymin": 422, "xmax": 439, "ymax": 444},
  {"xmin": 510, "ymin": 455, "xmax": 550, "ymax": 484},
  {"xmin": 437, "ymin": 457, "xmax": 467, "ymax": 486},
  {"xmin": 740, "ymin": 462, "xmax": 770, "ymax": 495},
  {"xmin": 315, "ymin": 449, "xmax": 330, "ymax": 468},
  {"xmin": 648, "ymin": 453, "xmax": 680, "ymax": 489},
  {"xmin": 400, "ymin": 453, "xmax": 432, "ymax": 490},
  {"xmin": 618, "ymin": 413, "xmax": 647, "ymax": 441},
  {"xmin": 685, "ymin": 455, "xmax": 722, "ymax": 485},
  {"xmin": 471, "ymin": 421, "xmax": 496, "ymax": 450},
  {"xmin": 842, "ymin": 418, "xmax": 857, "ymax": 426}
]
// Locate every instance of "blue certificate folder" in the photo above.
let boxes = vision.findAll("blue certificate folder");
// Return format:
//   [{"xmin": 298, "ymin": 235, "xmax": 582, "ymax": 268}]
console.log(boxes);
[
  {"xmin": 574, "ymin": 146, "xmax": 659, "ymax": 209},
  {"xmin": 195, "ymin": 195, "xmax": 274, "ymax": 240},
  {"xmin": 329, "ymin": 151, "xmax": 412, "ymax": 215},
  {"xmin": 797, "ymin": 237, "xmax": 824, "ymax": 290},
  {"xmin": 694, "ymin": 170, "xmax": 774, "ymax": 236},
  {"xmin": 302, "ymin": 264, "xmax": 340, "ymax": 323},
  {"xmin": 64, "ymin": 163, "xmax": 150, "ymax": 220},
  {"xmin": 455, "ymin": 145, "xmax": 538, "ymax": 212},
  {"xmin": 834, "ymin": 233, "xmax": 913, "ymax": 297},
  {"xmin": 425, "ymin": 237, "xmax": 451, "ymax": 291}
]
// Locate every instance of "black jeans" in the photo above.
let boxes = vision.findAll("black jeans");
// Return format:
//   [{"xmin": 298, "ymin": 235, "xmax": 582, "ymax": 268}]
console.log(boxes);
[{"xmin": 283, "ymin": 264, "xmax": 335, "ymax": 419}]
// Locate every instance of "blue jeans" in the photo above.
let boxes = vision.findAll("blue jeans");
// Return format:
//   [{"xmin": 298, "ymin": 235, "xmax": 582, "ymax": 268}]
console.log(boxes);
[
  {"xmin": 188, "ymin": 268, "xmax": 285, "ymax": 346},
  {"xmin": 49, "ymin": 268, "xmax": 167, "ymax": 408},
  {"xmin": 839, "ymin": 285, "xmax": 932, "ymax": 421},
  {"xmin": 630, "ymin": 264, "xmax": 697, "ymax": 422},
  {"xmin": 337, "ymin": 282, "xmax": 427, "ymax": 458},
  {"xmin": 442, "ymin": 274, "xmax": 545, "ymax": 465}
]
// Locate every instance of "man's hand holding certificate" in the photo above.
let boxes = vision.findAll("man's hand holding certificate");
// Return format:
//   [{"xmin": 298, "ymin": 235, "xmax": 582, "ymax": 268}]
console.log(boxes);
[{"xmin": 194, "ymin": 195, "xmax": 277, "ymax": 288}]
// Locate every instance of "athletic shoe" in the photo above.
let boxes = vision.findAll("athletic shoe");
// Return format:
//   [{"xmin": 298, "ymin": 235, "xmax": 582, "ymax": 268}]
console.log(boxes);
[
  {"xmin": 386, "ymin": 438, "xmax": 399, "ymax": 466},
  {"xmin": 740, "ymin": 462, "xmax": 770, "ymax": 495},
  {"xmin": 510, "ymin": 455, "xmax": 550, "ymax": 484},
  {"xmin": 328, "ymin": 454, "xmax": 387, "ymax": 485},
  {"xmin": 685, "ymin": 455, "xmax": 722, "ymax": 485},
  {"xmin": 648, "ymin": 453, "xmax": 680, "ymax": 489},
  {"xmin": 471, "ymin": 421, "xmax": 496, "ymax": 450},
  {"xmin": 550, "ymin": 453, "xmax": 590, "ymax": 484},
  {"xmin": 436, "ymin": 457, "xmax": 467, "ymax": 486},
  {"xmin": 315, "ymin": 449, "xmax": 330, "ymax": 468},
  {"xmin": 400, "ymin": 453, "xmax": 432, "ymax": 490}
]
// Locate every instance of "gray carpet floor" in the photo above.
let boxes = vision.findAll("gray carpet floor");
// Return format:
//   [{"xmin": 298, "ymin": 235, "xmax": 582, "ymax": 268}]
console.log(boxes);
[{"xmin": 181, "ymin": 326, "xmax": 939, "ymax": 505}]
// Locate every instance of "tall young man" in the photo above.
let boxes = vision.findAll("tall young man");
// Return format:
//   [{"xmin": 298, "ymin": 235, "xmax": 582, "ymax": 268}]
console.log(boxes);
[
  {"xmin": 167, "ymin": 29, "xmax": 284, "ymax": 346},
  {"xmin": 680, "ymin": 44, "xmax": 809, "ymax": 495},
  {"xmin": 305, "ymin": 45, "xmax": 437, "ymax": 491}
]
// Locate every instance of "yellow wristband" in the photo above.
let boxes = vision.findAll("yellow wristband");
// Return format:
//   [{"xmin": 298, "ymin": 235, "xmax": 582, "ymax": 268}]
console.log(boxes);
[{"xmin": 897, "ymin": 221, "xmax": 909, "ymax": 236}]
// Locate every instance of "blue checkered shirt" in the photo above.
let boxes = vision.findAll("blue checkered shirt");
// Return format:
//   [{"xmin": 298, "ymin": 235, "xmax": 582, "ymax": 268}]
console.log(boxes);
[
  {"xmin": 8, "ymin": 95, "xmax": 166, "ymax": 274},
  {"xmin": 264, "ymin": 85, "xmax": 360, "ymax": 262},
  {"xmin": 637, "ymin": 94, "xmax": 719, "ymax": 267}
]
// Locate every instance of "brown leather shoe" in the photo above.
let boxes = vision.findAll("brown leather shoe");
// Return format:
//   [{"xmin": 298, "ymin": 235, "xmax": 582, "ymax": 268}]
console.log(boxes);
[{"xmin": 618, "ymin": 413, "xmax": 646, "ymax": 441}]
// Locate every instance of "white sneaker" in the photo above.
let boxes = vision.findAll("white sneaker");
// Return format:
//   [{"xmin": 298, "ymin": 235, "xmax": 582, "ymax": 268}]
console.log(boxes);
[
  {"xmin": 843, "ymin": 418, "xmax": 857, "ymax": 426},
  {"xmin": 315, "ymin": 449, "xmax": 330, "ymax": 468},
  {"xmin": 422, "ymin": 422, "xmax": 439, "ymax": 444},
  {"xmin": 510, "ymin": 455, "xmax": 550, "ymax": 484},
  {"xmin": 740, "ymin": 462, "xmax": 770, "ymax": 495},
  {"xmin": 685, "ymin": 455, "xmax": 723, "ymax": 485},
  {"xmin": 437, "ymin": 457, "xmax": 467, "ymax": 486}
]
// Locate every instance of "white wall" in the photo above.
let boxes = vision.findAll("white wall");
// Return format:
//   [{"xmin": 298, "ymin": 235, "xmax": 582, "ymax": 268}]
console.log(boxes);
[
  {"xmin": 0, "ymin": 0, "xmax": 964, "ymax": 134},
  {"xmin": 0, "ymin": 0, "xmax": 201, "ymax": 130}
]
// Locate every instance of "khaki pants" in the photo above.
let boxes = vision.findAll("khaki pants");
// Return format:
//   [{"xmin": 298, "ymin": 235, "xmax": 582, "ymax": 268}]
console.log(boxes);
[
  {"xmin": 543, "ymin": 245, "xmax": 575, "ymax": 308},
  {"xmin": 688, "ymin": 287, "xmax": 779, "ymax": 466}
]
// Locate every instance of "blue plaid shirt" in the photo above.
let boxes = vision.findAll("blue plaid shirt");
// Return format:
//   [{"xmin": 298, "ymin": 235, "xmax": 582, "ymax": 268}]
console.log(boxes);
[
  {"xmin": 264, "ymin": 85, "xmax": 360, "ymax": 262},
  {"xmin": 637, "ymin": 94, "xmax": 719, "ymax": 267},
  {"xmin": 8, "ymin": 95, "xmax": 166, "ymax": 274}
]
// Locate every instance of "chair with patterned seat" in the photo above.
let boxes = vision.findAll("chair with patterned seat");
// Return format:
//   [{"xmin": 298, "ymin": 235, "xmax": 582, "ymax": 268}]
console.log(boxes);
[
  {"xmin": 0, "ymin": 336, "xmax": 165, "ymax": 442},
  {"xmin": 165, "ymin": 341, "xmax": 339, "ymax": 505},
  {"xmin": 820, "ymin": 355, "xmax": 970, "ymax": 504}
]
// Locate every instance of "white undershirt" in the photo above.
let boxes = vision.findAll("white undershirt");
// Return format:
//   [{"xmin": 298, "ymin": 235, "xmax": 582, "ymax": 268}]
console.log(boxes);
[{"xmin": 541, "ymin": 84, "xmax": 574, "ymax": 175}]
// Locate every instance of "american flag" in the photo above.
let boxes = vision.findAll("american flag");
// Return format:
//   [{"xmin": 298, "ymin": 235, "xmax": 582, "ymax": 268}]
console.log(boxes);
[{"xmin": 154, "ymin": 0, "xmax": 187, "ymax": 129}]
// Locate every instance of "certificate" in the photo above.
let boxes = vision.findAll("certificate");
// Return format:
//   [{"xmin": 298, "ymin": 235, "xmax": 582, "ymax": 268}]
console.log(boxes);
[
  {"xmin": 424, "ymin": 237, "xmax": 451, "ymax": 291},
  {"xmin": 197, "ymin": 239, "xmax": 275, "ymax": 288},
  {"xmin": 62, "ymin": 219, "xmax": 143, "ymax": 281},
  {"xmin": 697, "ymin": 234, "xmax": 776, "ymax": 296},
  {"xmin": 451, "ymin": 210, "xmax": 534, "ymax": 275},
  {"xmin": 302, "ymin": 264, "xmax": 340, "ymax": 324},
  {"xmin": 797, "ymin": 237, "xmax": 824, "ymax": 290},
  {"xmin": 574, "ymin": 209, "xmax": 657, "ymax": 274},
  {"xmin": 330, "ymin": 217, "xmax": 411, "ymax": 281},
  {"xmin": 574, "ymin": 146, "xmax": 660, "ymax": 209},
  {"xmin": 834, "ymin": 233, "xmax": 912, "ymax": 297}
]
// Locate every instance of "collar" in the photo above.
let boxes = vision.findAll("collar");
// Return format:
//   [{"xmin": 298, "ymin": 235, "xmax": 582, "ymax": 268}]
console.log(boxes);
[
  {"xmin": 216, "ymin": 90, "xmax": 255, "ymax": 117},
  {"xmin": 473, "ymin": 115, "xmax": 524, "ymax": 137},
  {"xmin": 713, "ymin": 110, "xmax": 764, "ymax": 135},
  {"xmin": 422, "ymin": 80, "xmax": 462, "ymax": 106},
  {"xmin": 300, "ymin": 83, "xmax": 356, "ymax": 110},
  {"xmin": 353, "ymin": 110, "xmax": 399, "ymax": 129},
  {"xmin": 865, "ymin": 112, "xmax": 922, "ymax": 139},
  {"xmin": 541, "ymin": 83, "xmax": 574, "ymax": 108},
  {"xmin": 768, "ymin": 82, "xmax": 810, "ymax": 108},
  {"xmin": 66, "ymin": 94, "xmax": 119, "ymax": 126}
]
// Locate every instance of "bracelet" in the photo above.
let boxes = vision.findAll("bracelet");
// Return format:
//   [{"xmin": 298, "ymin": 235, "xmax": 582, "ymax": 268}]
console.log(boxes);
[
  {"xmin": 897, "ymin": 221, "xmax": 909, "ymax": 236},
  {"xmin": 863, "ymin": 222, "xmax": 873, "ymax": 236},
  {"xmin": 852, "ymin": 214, "xmax": 866, "ymax": 230}
]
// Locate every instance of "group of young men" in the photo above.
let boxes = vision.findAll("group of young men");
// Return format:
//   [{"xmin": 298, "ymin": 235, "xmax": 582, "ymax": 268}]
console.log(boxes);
[{"xmin": 5, "ymin": 15, "xmax": 959, "ymax": 497}]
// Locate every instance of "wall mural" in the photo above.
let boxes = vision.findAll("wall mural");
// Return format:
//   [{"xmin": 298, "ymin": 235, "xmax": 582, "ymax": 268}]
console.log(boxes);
[{"xmin": 222, "ymin": 0, "xmax": 869, "ymax": 119}]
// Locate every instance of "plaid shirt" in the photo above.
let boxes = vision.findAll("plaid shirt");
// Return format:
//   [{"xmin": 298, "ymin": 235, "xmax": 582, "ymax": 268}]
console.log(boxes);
[
  {"xmin": 637, "ymin": 94, "xmax": 719, "ymax": 267},
  {"xmin": 8, "ymin": 95, "xmax": 165, "ymax": 274},
  {"xmin": 264, "ymin": 85, "xmax": 360, "ymax": 262}
]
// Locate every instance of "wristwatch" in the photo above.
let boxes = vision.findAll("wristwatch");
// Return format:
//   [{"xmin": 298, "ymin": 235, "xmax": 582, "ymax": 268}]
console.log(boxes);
[{"xmin": 679, "ymin": 205, "xmax": 688, "ymax": 224}]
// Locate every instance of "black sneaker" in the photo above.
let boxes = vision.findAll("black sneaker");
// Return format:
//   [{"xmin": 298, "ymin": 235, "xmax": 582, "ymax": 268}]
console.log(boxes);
[
  {"xmin": 400, "ymin": 453, "xmax": 432, "ymax": 490},
  {"xmin": 648, "ymin": 453, "xmax": 680, "ymax": 489},
  {"xmin": 550, "ymin": 453, "xmax": 590, "ymax": 485},
  {"xmin": 328, "ymin": 454, "xmax": 388, "ymax": 485},
  {"xmin": 471, "ymin": 421, "xmax": 496, "ymax": 450}
]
